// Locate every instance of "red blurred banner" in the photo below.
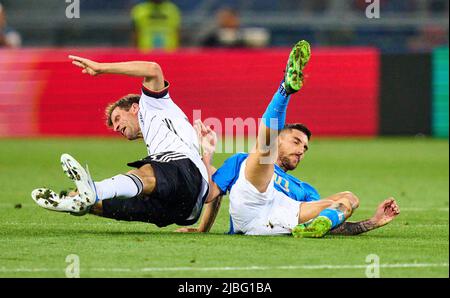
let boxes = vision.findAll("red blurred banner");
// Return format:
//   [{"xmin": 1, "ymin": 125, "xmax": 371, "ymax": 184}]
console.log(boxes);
[{"xmin": 0, "ymin": 47, "xmax": 379, "ymax": 137}]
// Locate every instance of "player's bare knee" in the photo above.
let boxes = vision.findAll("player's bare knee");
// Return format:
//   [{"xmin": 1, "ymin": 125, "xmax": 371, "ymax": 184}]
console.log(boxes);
[
  {"xmin": 340, "ymin": 191, "xmax": 359, "ymax": 209},
  {"xmin": 333, "ymin": 198, "xmax": 353, "ymax": 218},
  {"xmin": 127, "ymin": 165, "xmax": 156, "ymax": 193},
  {"xmin": 351, "ymin": 196, "xmax": 360, "ymax": 209}
]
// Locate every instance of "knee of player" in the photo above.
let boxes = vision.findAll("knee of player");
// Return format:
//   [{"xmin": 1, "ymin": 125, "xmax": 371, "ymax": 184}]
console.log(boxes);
[
  {"xmin": 127, "ymin": 166, "xmax": 156, "ymax": 190},
  {"xmin": 341, "ymin": 191, "xmax": 359, "ymax": 209},
  {"xmin": 332, "ymin": 200, "xmax": 353, "ymax": 219},
  {"xmin": 142, "ymin": 175, "xmax": 156, "ymax": 190}
]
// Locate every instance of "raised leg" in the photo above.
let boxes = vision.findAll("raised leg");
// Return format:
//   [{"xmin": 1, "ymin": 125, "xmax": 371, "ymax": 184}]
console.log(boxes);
[{"xmin": 245, "ymin": 40, "xmax": 311, "ymax": 193}]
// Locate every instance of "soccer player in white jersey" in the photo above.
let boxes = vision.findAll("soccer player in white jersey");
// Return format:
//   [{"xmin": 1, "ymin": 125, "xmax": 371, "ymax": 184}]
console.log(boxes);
[
  {"xmin": 31, "ymin": 56, "xmax": 210, "ymax": 228},
  {"xmin": 179, "ymin": 40, "xmax": 400, "ymax": 237}
]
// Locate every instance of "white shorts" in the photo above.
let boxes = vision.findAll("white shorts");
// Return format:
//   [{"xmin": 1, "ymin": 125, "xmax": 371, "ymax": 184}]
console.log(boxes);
[{"xmin": 228, "ymin": 160, "xmax": 302, "ymax": 235}]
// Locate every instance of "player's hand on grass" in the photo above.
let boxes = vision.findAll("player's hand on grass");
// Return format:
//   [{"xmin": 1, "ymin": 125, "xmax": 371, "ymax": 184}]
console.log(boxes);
[
  {"xmin": 194, "ymin": 119, "xmax": 217, "ymax": 155},
  {"xmin": 69, "ymin": 55, "xmax": 104, "ymax": 76},
  {"xmin": 372, "ymin": 198, "xmax": 400, "ymax": 227},
  {"xmin": 175, "ymin": 227, "xmax": 199, "ymax": 233}
]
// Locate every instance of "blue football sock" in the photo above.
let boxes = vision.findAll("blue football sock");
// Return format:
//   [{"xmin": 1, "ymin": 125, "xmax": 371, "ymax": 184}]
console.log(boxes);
[
  {"xmin": 318, "ymin": 208, "xmax": 346, "ymax": 229},
  {"xmin": 262, "ymin": 81, "xmax": 291, "ymax": 130}
]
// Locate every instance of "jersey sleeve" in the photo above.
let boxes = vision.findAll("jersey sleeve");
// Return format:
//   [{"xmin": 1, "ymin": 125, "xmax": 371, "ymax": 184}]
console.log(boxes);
[
  {"xmin": 139, "ymin": 80, "xmax": 187, "ymax": 119},
  {"xmin": 212, "ymin": 153, "xmax": 247, "ymax": 195},
  {"xmin": 140, "ymin": 80, "xmax": 172, "ymax": 108},
  {"xmin": 302, "ymin": 182, "xmax": 320, "ymax": 201}
]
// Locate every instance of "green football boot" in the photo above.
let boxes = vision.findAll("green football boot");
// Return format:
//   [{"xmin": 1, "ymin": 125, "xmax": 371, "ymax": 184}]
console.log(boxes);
[
  {"xmin": 283, "ymin": 40, "xmax": 311, "ymax": 94},
  {"xmin": 292, "ymin": 216, "xmax": 332, "ymax": 238}
]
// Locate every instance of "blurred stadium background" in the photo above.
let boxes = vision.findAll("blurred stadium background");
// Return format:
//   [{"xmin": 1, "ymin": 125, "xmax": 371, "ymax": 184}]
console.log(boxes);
[
  {"xmin": 1, "ymin": 0, "xmax": 449, "ymax": 49},
  {"xmin": 0, "ymin": 0, "xmax": 448, "ymax": 138}
]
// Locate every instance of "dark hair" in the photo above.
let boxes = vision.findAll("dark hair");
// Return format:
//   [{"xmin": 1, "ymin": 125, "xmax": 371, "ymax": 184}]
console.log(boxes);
[
  {"xmin": 105, "ymin": 94, "xmax": 140, "ymax": 127},
  {"xmin": 281, "ymin": 123, "xmax": 312, "ymax": 140}
]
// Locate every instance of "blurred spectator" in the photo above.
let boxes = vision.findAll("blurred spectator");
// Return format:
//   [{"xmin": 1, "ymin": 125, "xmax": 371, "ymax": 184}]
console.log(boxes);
[
  {"xmin": 428, "ymin": 0, "xmax": 449, "ymax": 14},
  {"xmin": 131, "ymin": 0, "xmax": 181, "ymax": 51},
  {"xmin": 202, "ymin": 7, "xmax": 270, "ymax": 48},
  {"xmin": 408, "ymin": 25, "xmax": 449, "ymax": 52},
  {"xmin": 202, "ymin": 8, "xmax": 244, "ymax": 48},
  {"xmin": 0, "ymin": 2, "xmax": 21, "ymax": 48}
]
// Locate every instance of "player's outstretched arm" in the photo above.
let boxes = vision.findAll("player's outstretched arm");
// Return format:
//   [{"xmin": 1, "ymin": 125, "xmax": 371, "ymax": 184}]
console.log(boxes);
[
  {"xmin": 176, "ymin": 185, "xmax": 223, "ymax": 233},
  {"xmin": 328, "ymin": 198, "xmax": 400, "ymax": 236},
  {"xmin": 176, "ymin": 120, "xmax": 223, "ymax": 233},
  {"xmin": 68, "ymin": 55, "xmax": 165, "ymax": 91},
  {"xmin": 193, "ymin": 119, "xmax": 218, "ymax": 202},
  {"xmin": 198, "ymin": 192, "xmax": 223, "ymax": 232}
]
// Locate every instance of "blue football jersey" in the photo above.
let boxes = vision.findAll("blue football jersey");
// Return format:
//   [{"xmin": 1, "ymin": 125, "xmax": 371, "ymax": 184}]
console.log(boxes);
[{"xmin": 212, "ymin": 153, "xmax": 320, "ymax": 202}]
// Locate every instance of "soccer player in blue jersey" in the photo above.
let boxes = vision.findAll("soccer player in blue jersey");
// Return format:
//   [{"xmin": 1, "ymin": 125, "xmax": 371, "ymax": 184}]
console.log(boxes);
[{"xmin": 180, "ymin": 40, "xmax": 400, "ymax": 237}]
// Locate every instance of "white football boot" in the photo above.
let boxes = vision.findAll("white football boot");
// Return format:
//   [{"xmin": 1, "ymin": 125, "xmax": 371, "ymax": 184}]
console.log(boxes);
[
  {"xmin": 60, "ymin": 153, "xmax": 98, "ymax": 211},
  {"xmin": 31, "ymin": 188, "xmax": 88, "ymax": 215}
]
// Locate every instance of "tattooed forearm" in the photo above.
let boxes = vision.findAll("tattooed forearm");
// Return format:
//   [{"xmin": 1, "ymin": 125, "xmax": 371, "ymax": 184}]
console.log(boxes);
[
  {"xmin": 198, "ymin": 195, "xmax": 223, "ymax": 232},
  {"xmin": 328, "ymin": 220, "xmax": 378, "ymax": 236}
]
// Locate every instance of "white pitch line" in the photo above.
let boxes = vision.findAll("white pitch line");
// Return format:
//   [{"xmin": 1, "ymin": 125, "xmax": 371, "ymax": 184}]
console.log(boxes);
[
  {"xmin": 139, "ymin": 263, "xmax": 450, "ymax": 272},
  {"xmin": 0, "ymin": 263, "xmax": 448, "ymax": 273}
]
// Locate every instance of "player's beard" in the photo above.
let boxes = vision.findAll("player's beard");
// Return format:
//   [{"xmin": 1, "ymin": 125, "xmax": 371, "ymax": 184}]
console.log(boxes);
[
  {"xmin": 124, "ymin": 125, "xmax": 142, "ymax": 140},
  {"xmin": 278, "ymin": 154, "xmax": 299, "ymax": 172},
  {"xmin": 127, "ymin": 129, "xmax": 141, "ymax": 140}
]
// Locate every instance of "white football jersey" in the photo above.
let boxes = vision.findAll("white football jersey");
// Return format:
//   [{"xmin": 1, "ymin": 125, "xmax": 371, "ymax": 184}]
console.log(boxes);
[{"xmin": 137, "ymin": 84, "xmax": 209, "ymax": 187}]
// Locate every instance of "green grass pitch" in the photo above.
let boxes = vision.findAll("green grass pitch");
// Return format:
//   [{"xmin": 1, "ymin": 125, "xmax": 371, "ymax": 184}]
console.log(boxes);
[{"xmin": 0, "ymin": 137, "xmax": 448, "ymax": 278}]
